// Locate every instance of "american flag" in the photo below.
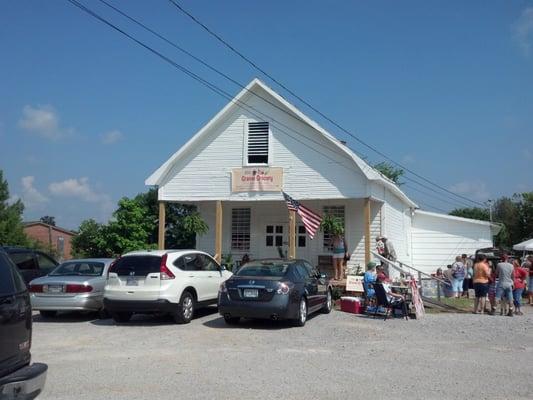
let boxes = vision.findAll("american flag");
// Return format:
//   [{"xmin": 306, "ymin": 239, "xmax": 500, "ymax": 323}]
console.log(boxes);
[{"xmin": 282, "ymin": 192, "xmax": 322, "ymax": 239}]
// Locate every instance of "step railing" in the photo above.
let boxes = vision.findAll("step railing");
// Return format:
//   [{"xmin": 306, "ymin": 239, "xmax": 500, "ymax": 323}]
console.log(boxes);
[{"xmin": 371, "ymin": 251, "xmax": 451, "ymax": 302}]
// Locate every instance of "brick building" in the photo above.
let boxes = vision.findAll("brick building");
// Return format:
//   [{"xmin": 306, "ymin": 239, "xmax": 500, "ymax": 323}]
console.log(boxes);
[{"xmin": 23, "ymin": 222, "xmax": 76, "ymax": 261}]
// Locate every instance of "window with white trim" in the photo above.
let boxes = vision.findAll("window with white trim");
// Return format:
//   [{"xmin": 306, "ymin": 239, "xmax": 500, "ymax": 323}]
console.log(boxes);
[
  {"xmin": 231, "ymin": 208, "xmax": 251, "ymax": 251},
  {"xmin": 322, "ymin": 206, "xmax": 345, "ymax": 250},
  {"xmin": 247, "ymin": 121, "xmax": 269, "ymax": 164}
]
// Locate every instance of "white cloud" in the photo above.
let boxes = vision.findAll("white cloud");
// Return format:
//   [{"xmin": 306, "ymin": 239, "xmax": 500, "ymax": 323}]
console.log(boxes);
[
  {"xmin": 512, "ymin": 7, "xmax": 533, "ymax": 57},
  {"xmin": 449, "ymin": 181, "xmax": 490, "ymax": 201},
  {"xmin": 20, "ymin": 176, "xmax": 49, "ymax": 210},
  {"xmin": 100, "ymin": 129, "xmax": 123, "ymax": 145},
  {"xmin": 18, "ymin": 105, "xmax": 74, "ymax": 140},
  {"xmin": 49, "ymin": 177, "xmax": 103, "ymax": 202},
  {"xmin": 48, "ymin": 177, "xmax": 114, "ymax": 217}
]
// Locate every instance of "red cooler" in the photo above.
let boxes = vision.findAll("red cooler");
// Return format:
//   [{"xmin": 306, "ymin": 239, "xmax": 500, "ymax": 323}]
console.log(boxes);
[{"xmin": 340, "ymin": 296, "xmax": 363, "ymax": 314}]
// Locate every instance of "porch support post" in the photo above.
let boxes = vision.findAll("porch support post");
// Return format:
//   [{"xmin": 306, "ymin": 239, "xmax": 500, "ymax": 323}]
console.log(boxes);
[
  {"xmin": 364, "ymin": 197, "xmax": 371, "ymax": 267},
  {"xmin": 215, "ymin": 200, "xmax": 223, "ymax": 263},
  {"xmin": 158, "ymin": 201, "xmax": 166, "ymax": 250},
  {"xmin": 288, "ymin": 210, "xmax": 296, "ymax": 259}
]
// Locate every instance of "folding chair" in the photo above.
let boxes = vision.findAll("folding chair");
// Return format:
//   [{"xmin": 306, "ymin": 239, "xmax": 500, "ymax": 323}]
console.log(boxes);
[{"xmin": 373, "ymin": 283, "xmax": 409, "ymax": 321}]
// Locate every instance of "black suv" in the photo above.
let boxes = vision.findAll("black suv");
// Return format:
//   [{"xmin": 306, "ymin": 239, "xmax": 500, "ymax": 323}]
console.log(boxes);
[
  {"xmin": 1, "ymin": 247, "xmax": 59, "ymax": 284},
  {"xmin": 0, "ymin": 249, "xmax": 47, "ymax": 398}
]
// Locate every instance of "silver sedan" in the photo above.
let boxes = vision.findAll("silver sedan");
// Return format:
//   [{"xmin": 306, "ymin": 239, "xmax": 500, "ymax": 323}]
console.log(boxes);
[{"xmin": 29, "ymin": 258, "xmax": 114, "ymax": 318}]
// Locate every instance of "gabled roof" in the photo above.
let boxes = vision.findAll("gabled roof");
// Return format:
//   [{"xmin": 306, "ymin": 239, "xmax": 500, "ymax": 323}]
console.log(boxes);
[
  {"xmin": 23, "ymin": 221, "xmax": 76, "ymax": 236},
  {"xmin": 145, "ymin": 78, "xmax": 417, "ymax": 207}
]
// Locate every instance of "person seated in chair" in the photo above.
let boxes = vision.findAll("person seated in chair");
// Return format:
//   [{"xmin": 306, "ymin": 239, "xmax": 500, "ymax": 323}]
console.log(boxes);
[
  {"xmin": 376, "ymin": 265, "xmax": 389, "ymax": 284},
  {"xmin": 363, "ymin": 262, "xmax": 377, "ymax": 299},
  {"xmin": 383, "ymin": 282, "xmax": 405, "ymax": 304}
]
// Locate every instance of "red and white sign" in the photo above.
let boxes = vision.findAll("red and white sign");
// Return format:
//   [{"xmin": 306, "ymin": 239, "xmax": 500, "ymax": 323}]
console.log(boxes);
[{"xmin": 231, "ymin": 167, "xmax": 283, "ymax": 192}]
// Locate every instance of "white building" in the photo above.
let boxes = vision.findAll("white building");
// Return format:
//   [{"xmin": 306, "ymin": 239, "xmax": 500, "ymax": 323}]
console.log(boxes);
[{"xmin": 146, "ymin": 78, "xmax": 500, "ymax": 275}]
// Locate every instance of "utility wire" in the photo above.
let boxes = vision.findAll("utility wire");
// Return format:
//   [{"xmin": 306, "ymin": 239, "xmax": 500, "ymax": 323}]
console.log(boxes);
[
  {"xmin": 67, "ymin": 0, "xmax": 476, "ymax": 213},
  {"xmin": 167, "ymin": 0, "xmax": 486, "ymax": 208},
  {"xmin": 65, "ymin": 0, "xmax": 360, "ymax": 176},
  {"xmin": 403, "ymin": 183, "xmax": 469, "ymax": 209},
  {"xmin": 90, "ymin": 0, "xmax": 478, "ymax": 209}
]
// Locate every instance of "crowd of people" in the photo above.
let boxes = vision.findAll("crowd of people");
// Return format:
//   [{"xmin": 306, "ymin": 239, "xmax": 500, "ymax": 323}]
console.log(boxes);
[{"xmin": 436, "ymin": 252, "xmax": 533, "ymax": 316}]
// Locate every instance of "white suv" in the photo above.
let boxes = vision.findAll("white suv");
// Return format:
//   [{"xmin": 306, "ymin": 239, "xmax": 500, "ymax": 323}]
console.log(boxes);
[{"xmin": 104, "ymin": 250, "xmax": 232, "ymax": 324}]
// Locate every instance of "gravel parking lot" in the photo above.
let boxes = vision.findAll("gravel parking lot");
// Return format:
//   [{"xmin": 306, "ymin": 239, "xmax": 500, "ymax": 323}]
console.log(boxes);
[{"xmin": 32, "ymin": 307, "xmax": 533, "ymax": 400}]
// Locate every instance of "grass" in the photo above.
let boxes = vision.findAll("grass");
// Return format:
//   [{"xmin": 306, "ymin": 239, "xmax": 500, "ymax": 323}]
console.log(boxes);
[{"xmin": 427, "ymin": 297, "xmax": 474, "ymax": 313}]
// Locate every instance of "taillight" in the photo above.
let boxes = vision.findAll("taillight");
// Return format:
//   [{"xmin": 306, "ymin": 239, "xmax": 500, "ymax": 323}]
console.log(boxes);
[
  {"xmin": 160, "ymin": 254, "xmax": 175, "ymax": 280},
  {"xmin": 65, "ymin": 284, "xmax": 93, "ymax": 293},
  {"xmin": 276, "ymin": 282, "xmax": 293, "ymax": 295},
  {"xmin": 29, "ymin": 284, "xmax": 43, "ymax": 293},
  {"xmin": 219, "ymin": 282, "xmax": 227, "ymax": 293}
]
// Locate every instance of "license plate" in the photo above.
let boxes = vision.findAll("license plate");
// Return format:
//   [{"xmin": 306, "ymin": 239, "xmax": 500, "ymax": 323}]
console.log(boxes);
[
  {"xmin": 126, "ymin": 277, "xmax": 138, "ymax": 286},
  {"xmin": 243, "ymin": 289, "xmax": 258, "ymax": 298},
  {"xmin": 46, "ymin": 285, "xmax": 63, "ymax": 293}
]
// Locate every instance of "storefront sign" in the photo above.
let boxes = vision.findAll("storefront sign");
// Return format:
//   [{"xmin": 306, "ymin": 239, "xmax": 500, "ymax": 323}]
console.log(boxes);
[
  {"xmin": 345, "ymin": 275, "xmax": 364, "ymax": 292},
  {"xmin": 231, "ymin": 167, "xmax": 283, "ymax": 192}
]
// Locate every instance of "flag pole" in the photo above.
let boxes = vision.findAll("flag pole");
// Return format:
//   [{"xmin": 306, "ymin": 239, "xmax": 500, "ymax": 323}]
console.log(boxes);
[{"xmin": 288, "ymin": 209, "xmax": 296, "ymax": 260}]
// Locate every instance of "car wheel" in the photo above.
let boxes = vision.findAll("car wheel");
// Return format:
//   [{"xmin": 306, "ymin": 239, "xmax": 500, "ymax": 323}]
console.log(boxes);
[
  {"xmin": 172, "ymin": 291, "xmax": 195, "ymax": 324},
  {"xmin": 39, "ymin": 310, "xmax": 57, "ymax": 318},
  {"xmin": 293, "ymin": 297, "xmax": 307, "ymax": 327},
  {"xmin": 223, "ymin": 315, "xmax": 240, "ymax": 325},
  {"xmin": 97, "ymin": 308, "xmax": 110, "ymax": 319},
  {"xmin": 322, "ymin": 289, "xmax": 332, "ymax": 314},
  {"xmin": 111, "ymin": 312, "xmax": 132, "ymax": 323}
]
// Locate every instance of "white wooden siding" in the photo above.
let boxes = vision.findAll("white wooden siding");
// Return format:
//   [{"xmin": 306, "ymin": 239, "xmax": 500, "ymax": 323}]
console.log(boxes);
[
  {"xmin": 195, "ymin": 199, "xmax": 375, "ymax": 268},
  {"xmin": 159, "ymin": 87, "xmax": 368, "ymax": 202},
  {"xmin": 379, "ymin": 186, "xmax": 412, "ymax": 266},
  {"xmin": 411, "ymin": 211, "xmax": 493, "ymax": 274}
]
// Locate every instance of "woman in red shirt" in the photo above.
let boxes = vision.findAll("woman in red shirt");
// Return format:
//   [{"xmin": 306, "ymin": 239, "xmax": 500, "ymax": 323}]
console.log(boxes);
[{"xmin": 513, "ymin": 258, "xmax": 528, "ymax": 315}]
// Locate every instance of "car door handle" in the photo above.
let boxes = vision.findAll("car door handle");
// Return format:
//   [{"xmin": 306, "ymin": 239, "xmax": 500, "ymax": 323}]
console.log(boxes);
[{"xmin": 188, "ymin": 275, "xmax": 195, "ymax": 278}]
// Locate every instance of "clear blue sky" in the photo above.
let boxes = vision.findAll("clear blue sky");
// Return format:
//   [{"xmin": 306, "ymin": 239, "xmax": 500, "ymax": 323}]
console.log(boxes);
[{"xmin": 1, "ymin": 0, "xmax": 532, "ymax": 229}]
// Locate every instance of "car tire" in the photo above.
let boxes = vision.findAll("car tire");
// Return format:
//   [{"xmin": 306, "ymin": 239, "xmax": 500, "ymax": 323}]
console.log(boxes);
[
  {"xmin": 39, "ymin": 310, "xmax": 57, "ymax": 318},
  {"xmin": 172, "ymin": 291, "xmax": 195, "ymax": 324},
  {"xmin": 321, "ymin": 289, "xmax": 333, "ymax": 314},
  {"xmin": 111, "ymin": 312, "xmax": 132, "ymax": 323},
  {"xmin": 293, "ymin": 297, "xmax": 307, "ymax": 327},
  {"xmin": 97, "ymin": 308, "xmax": 110, "ymax": 319},
  {"xmin": 223, "ymin": 315, "xmax": 240, "ymax": 325}
]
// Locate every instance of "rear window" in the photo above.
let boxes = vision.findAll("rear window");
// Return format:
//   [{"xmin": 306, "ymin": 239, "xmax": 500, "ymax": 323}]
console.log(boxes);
[
  {"xmin": 50, "ymin": 261, "xmax": 105, "ymax": 276},
  {"xmin": 8, "ymin": 252, "xmax": 37, "ymax": 270},
  {"xmin": 0, "ymin": 254, "xmax": 16, "ymax": 295},
  {"xmin": 113, "ymin": 256, "xmax": 161, "ymax": 276},
  {"xmin": 235, "ymin": 261, "xmax": 292, "ymax": 277}
]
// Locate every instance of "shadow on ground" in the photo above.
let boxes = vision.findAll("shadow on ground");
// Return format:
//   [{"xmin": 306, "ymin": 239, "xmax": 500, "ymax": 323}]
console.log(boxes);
[
  {"xmin": 203, "ymin": 312, "xmax": 320, "ymax": 330},
  {"xmin": 89, "ymin": 306, "xmax": 219, "ymax": 327},
  {"xmin": 32, "ymin": 311, "xmax": 99, "ymax": 324}
]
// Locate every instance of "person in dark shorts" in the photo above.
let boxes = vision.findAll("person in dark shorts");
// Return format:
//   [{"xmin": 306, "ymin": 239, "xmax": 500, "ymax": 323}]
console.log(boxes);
[{"xmin": 472, "ymin": 254, "xmax": 490, "ymax": 314}]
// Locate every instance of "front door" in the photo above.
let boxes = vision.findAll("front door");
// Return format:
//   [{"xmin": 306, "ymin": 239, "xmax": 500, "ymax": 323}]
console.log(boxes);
[{"xmin": 264, "ymin": 224, "xmax": 288, "ymax": 258}]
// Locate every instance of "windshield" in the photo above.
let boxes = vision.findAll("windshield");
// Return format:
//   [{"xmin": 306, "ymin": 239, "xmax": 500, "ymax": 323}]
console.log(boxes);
[
  {"xmin": 50, "ymin": 261, "xmax": 105, "ymax": 276},
  {"xmin": 235, "ymin": 261, "xmax": 292, "ymax": 277}
]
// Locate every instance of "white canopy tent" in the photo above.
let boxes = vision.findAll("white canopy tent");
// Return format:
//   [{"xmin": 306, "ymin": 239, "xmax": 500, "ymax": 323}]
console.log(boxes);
[{"xmin": 513, "ymin": 238, "xmax": 533, "ymax": 253}]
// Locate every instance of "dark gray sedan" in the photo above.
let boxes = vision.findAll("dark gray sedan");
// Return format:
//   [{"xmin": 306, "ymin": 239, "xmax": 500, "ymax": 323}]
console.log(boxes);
[
  {"xmin": 28, "ymin": 258, "xmax": 114, "ymax": 318},
  {"xmin": 218, "ymin": 259, "xmax": 332, "ymax": 326}
]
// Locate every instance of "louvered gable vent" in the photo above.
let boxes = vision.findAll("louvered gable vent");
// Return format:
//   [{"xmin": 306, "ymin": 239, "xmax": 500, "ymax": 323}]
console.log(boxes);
[{"xmin": 247, "ymin": 122, "xmax": 269, "ymax": 164}]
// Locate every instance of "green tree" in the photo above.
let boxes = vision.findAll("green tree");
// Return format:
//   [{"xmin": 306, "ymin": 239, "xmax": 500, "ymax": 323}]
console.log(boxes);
[
  {"xmin": 135, "ymin": 188, "xmax": 207, "ymax": 249},
  {"xmin": 103, "ymin": 197, "xmax": 156, "ymax": 255},
  {"xmin": 0, "ymin": 170, "xmax": 28, "ymax": 246},
  {"xmin": 72, "ymin": 219, "xmax": 107, "ymax": 257},
  {"xmin": 373, "ymin": 162, "xmax": 404, "ymax": 185},
  {"xmin": 40, "ymin": 215, "xmax": 56, "ymax": 226},
  {"xmin": 449, "ymin": 207, "xmax": 490, "ymax": 221}
]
